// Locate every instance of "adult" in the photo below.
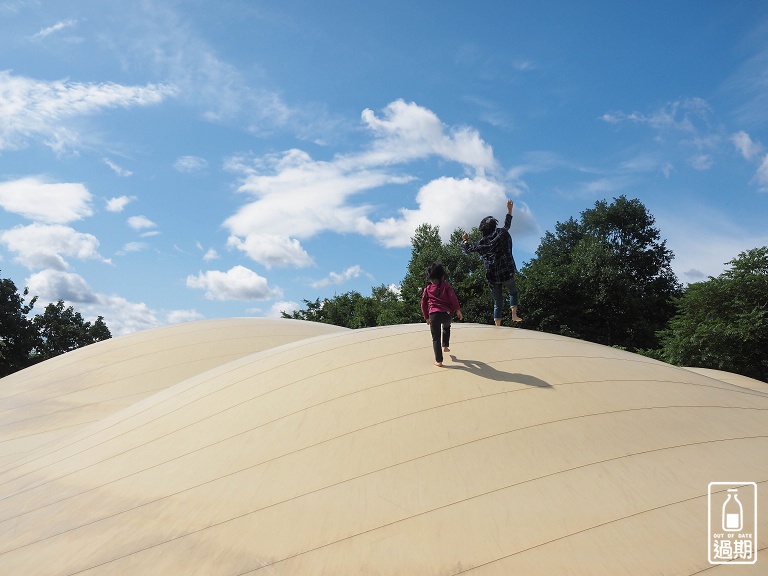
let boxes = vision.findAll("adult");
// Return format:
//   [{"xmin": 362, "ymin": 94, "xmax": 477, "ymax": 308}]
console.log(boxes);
[{"xmin": 462, "ymin": 199, "xmax": 523, "ymax": 326}]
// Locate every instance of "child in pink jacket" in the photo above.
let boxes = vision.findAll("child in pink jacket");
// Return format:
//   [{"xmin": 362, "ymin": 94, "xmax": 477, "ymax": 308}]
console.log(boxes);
[{"xmin": 421, "ymin": 263, "xmax": 463, "ymax": 367}]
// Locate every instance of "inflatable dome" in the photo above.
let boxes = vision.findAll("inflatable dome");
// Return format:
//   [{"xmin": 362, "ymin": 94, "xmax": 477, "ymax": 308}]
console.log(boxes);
[{"xmin": 0, "ymin": 318, "xmax": 765, "ymax": 574}]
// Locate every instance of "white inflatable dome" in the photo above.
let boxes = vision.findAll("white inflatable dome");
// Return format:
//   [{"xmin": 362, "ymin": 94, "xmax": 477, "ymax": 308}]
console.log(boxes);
[{"xmin": 0, "ymin": 318, "xmax": 765, "ymax": 574}]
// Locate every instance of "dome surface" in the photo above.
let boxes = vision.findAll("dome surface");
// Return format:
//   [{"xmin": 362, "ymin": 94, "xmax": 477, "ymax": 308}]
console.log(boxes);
[
  {"xmin": 0, "ymin": 318, "xmax": 346, "ymax": 467},
  {"xmin": 0, "ymin": 319, "xmax": 765, "ymax": 574}
]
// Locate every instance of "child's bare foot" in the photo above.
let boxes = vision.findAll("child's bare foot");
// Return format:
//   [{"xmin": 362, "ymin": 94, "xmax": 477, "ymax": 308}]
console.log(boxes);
[
  {"xmin": 511, "ymin": 315, "xmax": 523, "ymax": 323},
  {"xmin": 434, "ymin": 361, "xmax": 443, "ymax": 367},
  {"xmin": 443, "ymin": 346, "xmax": 450, "ymax": 352}
]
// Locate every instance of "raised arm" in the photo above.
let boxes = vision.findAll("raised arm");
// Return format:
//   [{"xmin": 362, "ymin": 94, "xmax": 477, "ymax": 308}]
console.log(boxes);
[{"xmin": 503, "ymin": 199, "xmax": 513, "ymax": 230}]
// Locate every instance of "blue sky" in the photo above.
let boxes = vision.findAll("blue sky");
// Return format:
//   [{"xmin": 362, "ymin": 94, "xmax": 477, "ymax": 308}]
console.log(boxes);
[{"xmin": 1, "ymin": 1, "xmax": 767, "ymax": 335}]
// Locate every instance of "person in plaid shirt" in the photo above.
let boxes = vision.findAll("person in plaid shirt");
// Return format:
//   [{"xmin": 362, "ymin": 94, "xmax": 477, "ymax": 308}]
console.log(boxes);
[{"xmin": 462, "ymin": 199, "xmax": 523, "ymax": 326}]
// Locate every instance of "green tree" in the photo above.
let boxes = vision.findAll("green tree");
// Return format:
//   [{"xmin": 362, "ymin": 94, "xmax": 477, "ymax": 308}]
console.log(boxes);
[
  {"xmin": 398, "ymin": 224, "xmax": 492, "ymax": 325},
  {"xmin": 654, "ymin": 247, "xmax": 768, "ymax": 382},
  {"xmin": 285, "ymin": 223, "xmax": 494, "ymax": 328},
  {"xmin": 31, "ymin": 300, "xmax": 112, "ymax": 362},
  {"xmin": 283, "ymin": 285, "xmax": 405, "ymax": 329},
  {"xmin": 0, "ymin": 274, "xmax": 38, "ymax": 377},
  {"xmin": 519, "ymin": 196, "xmax": 681, "ymax": 350}
]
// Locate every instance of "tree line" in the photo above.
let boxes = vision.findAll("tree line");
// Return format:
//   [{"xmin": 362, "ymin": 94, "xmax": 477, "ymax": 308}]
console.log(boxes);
[
  {"xmin": 285, "ymin": 196, "xmax": 768, "ymax": 383},
  {"xmin": 0, "ymin": 275, "xmax": 111, "ymax": 377}
]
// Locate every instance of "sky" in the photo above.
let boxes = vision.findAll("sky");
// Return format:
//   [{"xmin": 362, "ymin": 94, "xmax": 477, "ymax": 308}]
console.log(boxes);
[{"xmin": 1, "ymin": 1, "xmax": 767, "ymax": 336}]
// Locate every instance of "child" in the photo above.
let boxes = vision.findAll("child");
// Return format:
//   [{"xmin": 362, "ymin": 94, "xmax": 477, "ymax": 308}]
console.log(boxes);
[
  {"xmin": 461, "ymin": 199, "xmax": 522, "ymax": 326},
  {"xmin": 421, "ymin": 263, "xmax": 463, "ymax": 367}
]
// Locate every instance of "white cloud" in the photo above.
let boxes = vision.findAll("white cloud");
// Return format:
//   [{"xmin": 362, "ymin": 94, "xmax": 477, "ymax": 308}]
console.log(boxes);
[
  {"xmin": 165, "ymin": 309, "xmax": 206, "ymax": 325},
  {"xmin": 26, "ymin": 269, "xmax": 207, "ymax": 335},
  {"xmin": 657, "ymin": 207, "xmax": 768, "ymax": 284},
  {"xmin": 102, "ymin": 157, "xmax": 133, "ymax": 177},
  {"xmin": 0, "ymin": 177, "xmax": 93, "ymax": 223},
  {"xmin": 203, "ymin": 248, "xmax": 219, "ymax": 261},
  {"xmin": 30, "ymin": 19, "xmax": 78, "ymax": 40},
  {"xmin": 0, "ymin": 223, "xmax": 105, "ymax": 270},
  {"xmin": 186, "ymin": 265, "xmax": 281, "ymax": 301},
  {"xmin": 266, "ymin": 301, "xmax": 300, "ymax": 317},
  {"xmin": 117, "ymin": 242, "xmax": 148, "ymax": 254},
  {"xmin": 0, "ymin": 70, "xmax": 177, "ymax": 153},
  {"xmin": 127, "ymin": 215, "xmax": 157, "ymax": 230},
  {"xmin": 601, "ymin": 98, "xmax": 712, "ymax": 133},
  {"xmin": 756, "ymin": 154, "xmax": 768, "ymax": 191},
  {"xmin": 358, "ymin": 100, "xmax": 497, "ymax": 174},
  {"xmin": 311, "ymin": 265, "xmax": 372, "ymax": 288},
  {"xmin": 26, "ymin": 269, "xmax": 97, "ymax": 303},
  {"xmin": 223, "ymin": 101, "xmax": 510, "ymax": 267},
  {"xmin": 364, "ymin": 176, "xmax": 532, "ymax": 248},
  {"xmin": 174, "ymin": 155, "xmax": 208, "ymax": 173},
  {"xmin": 731, "ymin": 131, "xmax": 764, "ymax": 160},
  {"xmin": 227, "ymin": 234, "xmax": 314, "ymax": 269},
  {"xmin": 688, "ymin": 154, "xmax": 714, "ymax": 171},
  {"xmin": 106, "ymin": 195, "xmax": 136, "ymax": 212}
]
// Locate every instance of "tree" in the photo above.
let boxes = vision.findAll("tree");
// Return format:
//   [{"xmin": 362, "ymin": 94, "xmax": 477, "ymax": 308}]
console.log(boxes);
[
  {"xmin": 0, "ymin": 274, "xmax": 38, "ymax": 377},
  {"xmin": 398, "ymin": 224, "xmax": 493, "ymax": 325},
  {"xmin": 283, "ymin": 285, "xmax": 405, "ymax": 329},
  {"xmin": 519, "ymin": 196, "xmax": 682, "ymax": 350},
  {"xmin": 31, "ymin": 300, "xmax": 112, "ymax": 362},
  {"xmin": 285, "ymin": 224, "xmax": 494, "ymax": 328},
  {"xmin": 654, "ymin": 247, "xmax": 768, "ymax": 382}
]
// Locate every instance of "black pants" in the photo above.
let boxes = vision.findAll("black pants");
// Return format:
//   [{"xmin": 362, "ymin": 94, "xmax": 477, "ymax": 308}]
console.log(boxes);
[{"xmin": 429, "ymin": 312, "xmax": 452, "ymax": 362}]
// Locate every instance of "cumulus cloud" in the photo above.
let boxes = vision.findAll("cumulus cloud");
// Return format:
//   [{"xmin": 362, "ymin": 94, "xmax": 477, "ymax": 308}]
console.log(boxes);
[
  {"xmin": 0, "ymin": 177, "xmax": 93, "ymax": 223},
  {"xmin": 186, "ymin": 265, "xmax": 281, "ymax": 301},
  {"xmin": 266, "ymin": 301, "xmax": 300, "ymax": 317},
  {"xmin": 0, "ymin": 70, "xmax": 177, "ymax": 153},
  {"xmin": 24, "ymin": 269, "xmax": 203, "ymax": 335},
  {"xmin": 0, "ymin": 223, "xmax": 105, "ymax": 270},
  {"xmin": 311, "ymin": 265, "xmax": 373, "ymax": 288},
  {"xmin": 127, "ymin": 215, "xmax": 157, "ymax": 230},
  {"xmin": 174, "ymin": 155, "xmax": 208, "ymax": 173},
  {"xmin": 365, "ymin": 176, "xmax": 533, "ymax": 248},
  {"xmin": 106, "ymin": 195, "xmax": 136, "ymax": 212},
  {"xmin": 26, "ymin": 269, "xmax": 97, "ymax": 303},
  {"xmin": 226, "ymin": 234, "xmax": 314, "ymax": 269},
  {"xmin": 357, "ymin": 100, "xmax": 497, "ymax": 174},
  {"xmin": 223, "ymin": 101, "xmax": 518, "ymax": 267}
]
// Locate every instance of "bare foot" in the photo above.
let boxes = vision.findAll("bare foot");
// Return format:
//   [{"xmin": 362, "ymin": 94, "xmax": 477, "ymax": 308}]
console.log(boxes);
[
  {"xmin": 443, "ymin": 346, "xmax": 450, "ymax": 352},
  {"xmin": 434, "ymin": 361, "xmax": 443, "ymax": 367},
  {"xmin": 511, "ymin": 316, "xmax": 523, "ymax": 323}
]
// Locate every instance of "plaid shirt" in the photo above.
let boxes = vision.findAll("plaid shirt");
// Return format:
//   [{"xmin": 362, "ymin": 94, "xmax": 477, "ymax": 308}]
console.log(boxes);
[{"xmin": 462, "ymin": 213, "xmax": 518, "ymax": 283}]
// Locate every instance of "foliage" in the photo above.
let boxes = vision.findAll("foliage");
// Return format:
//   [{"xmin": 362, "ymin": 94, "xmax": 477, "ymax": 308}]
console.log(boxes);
[
  {"xmin": 283, "ymin": 285, "xmax": 406, "ymax": 329},
  {"xmin": 284, "ymin": 223, "xmax": 495, "ymax": 328},
  {"xmin": 0, "ymin": 272, "xmax": 112, "ymax": 377},
  {"xmin": 654, "ymin": 247, "xmax": 768, "ymax": 382},
  {"xmin": 518, "ymin": 196, "xmax": 682, "ymax": 351},
  {"xmin": 397, "ymin": 224, "xmax": 493, "ymax": 325},
  {"xmin": 0, "ymin": 275, "xmax": 38, "ymax": 377},
  {"xmin": 32, "ymin": 300, "xmax": 112, "ymax": 362}
]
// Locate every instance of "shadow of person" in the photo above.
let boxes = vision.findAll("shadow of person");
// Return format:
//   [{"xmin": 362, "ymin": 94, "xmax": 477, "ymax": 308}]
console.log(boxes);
[{"xmin": 446, "ymin": 355, "xmax": 552, "ymax": 388}]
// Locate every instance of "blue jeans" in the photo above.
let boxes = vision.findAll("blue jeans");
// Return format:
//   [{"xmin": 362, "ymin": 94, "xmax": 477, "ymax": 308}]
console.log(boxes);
[{"xmin": 490, "ymin": 276, "xmax": 519, "ymax": 320}]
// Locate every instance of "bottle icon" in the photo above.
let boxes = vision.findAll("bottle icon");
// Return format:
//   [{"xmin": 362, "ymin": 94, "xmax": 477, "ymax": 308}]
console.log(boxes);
[{"xmin": 722, "ymin": 488, "xmax": 743, "ymax": 532}]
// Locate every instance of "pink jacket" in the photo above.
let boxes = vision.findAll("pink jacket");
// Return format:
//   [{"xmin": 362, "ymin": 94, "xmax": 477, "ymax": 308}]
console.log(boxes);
[{"xmin": 421, "ymin": 281, "xmax": 461, "ymax": 320}]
